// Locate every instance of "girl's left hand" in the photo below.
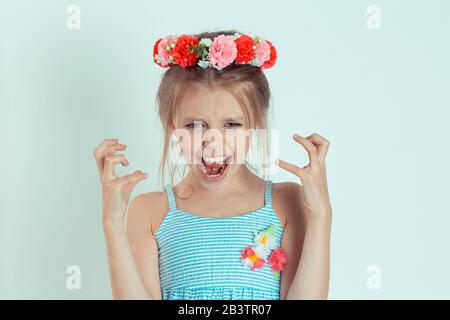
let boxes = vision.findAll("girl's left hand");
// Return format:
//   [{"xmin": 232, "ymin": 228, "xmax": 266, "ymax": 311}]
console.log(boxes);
[{"xmin": 276, "ymin": 133, "xmax": 332, "ymax": 223}]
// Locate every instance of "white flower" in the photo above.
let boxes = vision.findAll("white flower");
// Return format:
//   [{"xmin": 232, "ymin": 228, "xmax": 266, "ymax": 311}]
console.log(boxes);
[
  {"xmin": 249, "ymin": 58, "xmax": 261, "ymax": 67},
  {"xmin": 253, "ymin": 227, "xmax": 276, "ymax": 257},
  {"xmin": 232, "ymin": 32, "xmax": 241, "ymax": 40},
  {"xmin": 197, "ymin": 59, "xmax": 211, "ymax": 69},
  {"xmin": 242, "ymin": 256, "xmax": 254, "ymax": 268},
  {"xmin": 199, "ymin": 38, "xmax": 213, "ymax": 47},
  {"xmin": 253, "ymin": 244, "xmax": 271, "ymax": 258}
]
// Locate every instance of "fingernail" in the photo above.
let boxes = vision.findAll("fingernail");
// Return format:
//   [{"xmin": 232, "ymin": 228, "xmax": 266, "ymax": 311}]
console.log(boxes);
[{"xmin": 275, "ymin": 159, "xmax": 279, "ymax": 165}]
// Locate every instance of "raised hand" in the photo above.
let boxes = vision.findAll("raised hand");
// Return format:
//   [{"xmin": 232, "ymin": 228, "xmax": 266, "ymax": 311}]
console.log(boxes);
[
  {"xmin": 276, "ymin": 133, "xmax": 332, "ymax": 223},
  {"xmin": 93, "ymin": 138, "xmax": 148, "ymax": 223}
]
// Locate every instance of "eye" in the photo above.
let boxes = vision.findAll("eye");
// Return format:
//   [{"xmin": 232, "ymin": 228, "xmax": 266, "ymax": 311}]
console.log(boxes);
[
  {"xmin": 185, "ymin": 122, "xmax": 205, "ymax": 129},
  {"xmin": 225, "ymin": 122, "xmax": 242, "ymax": 128}
]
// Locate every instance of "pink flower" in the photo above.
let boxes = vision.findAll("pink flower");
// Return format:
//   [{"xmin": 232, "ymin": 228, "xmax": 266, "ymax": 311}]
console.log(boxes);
[
  {"xmin": 208, "ymin": 35, "xmax": 238, "ymax": 70},
  {"xmin": 250, "ymin": 38, "xmax": 271, "ymax": 67},
  {"xmin": 262, "ymin": 40, "xmax": 277, "ymax": 69},
  {"xmin": 240, "ymin": 245, "xmax": 266, "ymax": 270},
  {"xmin": 154, "ymin": 35, "xmax": 176, "ymax": 66},
  {"xmin": 268, "ymin": 247, "xmax": 287, "ymax": 272}
]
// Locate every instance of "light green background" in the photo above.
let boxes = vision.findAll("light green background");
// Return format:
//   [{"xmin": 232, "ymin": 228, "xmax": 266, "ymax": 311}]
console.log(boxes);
[{"xmin": 1, "ymin": 0, "xmax": 449, "ymax": 299}]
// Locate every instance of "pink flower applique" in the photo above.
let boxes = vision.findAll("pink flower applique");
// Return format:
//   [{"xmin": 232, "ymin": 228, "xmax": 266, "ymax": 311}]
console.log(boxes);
[
  {"xmin": 240, "ymin": 223, "xmax": 287, "ymax": 280},
  {"xmin": 240, "ymin": 246, "xmax": 266, "ymax": 270}
]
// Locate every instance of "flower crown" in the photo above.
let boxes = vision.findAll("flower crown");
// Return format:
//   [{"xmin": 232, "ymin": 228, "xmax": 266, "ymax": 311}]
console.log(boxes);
[{"xmin": 153, "ymin": 32, "xmax": 277, "ymax": 71}]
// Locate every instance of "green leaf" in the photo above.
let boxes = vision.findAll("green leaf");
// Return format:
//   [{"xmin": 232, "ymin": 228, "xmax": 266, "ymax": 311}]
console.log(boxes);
[
  {"xmin": 273, "ymin": 271, "xmax": 280, "ymax": 281},
  {"xmin": 265, "ymin": 223, "xmax": 277, "ymax": 236}
]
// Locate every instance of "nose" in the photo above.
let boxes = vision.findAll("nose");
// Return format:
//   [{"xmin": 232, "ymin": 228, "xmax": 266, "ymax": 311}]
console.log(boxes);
[
  {"xmin": 202, "ymin": 132, "xmax": 218, "ymax": 147},
  {"xmin": 201, "ymin": 128, "xmax": 227, "ymax": 154},
  {"xmin": 202, "ymin": 127, "xmax": 219, "ymax": 143}
]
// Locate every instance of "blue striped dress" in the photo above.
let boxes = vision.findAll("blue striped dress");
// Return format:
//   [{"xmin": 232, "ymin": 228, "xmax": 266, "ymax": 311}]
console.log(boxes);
[{"xmin": 155, "ymin": 180, "xmax": 284, "ymax": 300}]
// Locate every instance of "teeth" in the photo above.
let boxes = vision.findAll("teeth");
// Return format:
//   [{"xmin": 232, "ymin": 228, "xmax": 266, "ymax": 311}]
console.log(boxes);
[
  {"xmin": 199, "ymin": 154, "xmax": 229, "ymax": 179},
  {"xmin": 208, "ymin": 173, "xmax": 221, "ymax": 177},
  {"xmin": 203, "ymin": 155, "xmax": 227, "ymax": 164}
]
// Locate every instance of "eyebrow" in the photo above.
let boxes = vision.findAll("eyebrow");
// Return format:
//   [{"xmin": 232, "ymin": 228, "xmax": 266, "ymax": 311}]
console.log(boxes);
[{"xmin": 183, "ymin": 117, "xmax": 246, "ymax": 122}]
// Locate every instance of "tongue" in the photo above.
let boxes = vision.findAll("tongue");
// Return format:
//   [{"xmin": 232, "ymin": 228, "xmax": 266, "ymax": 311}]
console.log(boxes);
[
  {"xmin": 205, "ymin": 163, "xmax": 225, "ymax": 175},
  {"xmin": 207, "ymin": 167, "xmax": 221, "ymax": 175}
]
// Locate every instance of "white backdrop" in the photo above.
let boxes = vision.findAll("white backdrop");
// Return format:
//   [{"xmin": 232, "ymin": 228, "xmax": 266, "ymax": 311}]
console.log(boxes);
[{"xmin": 1, "ymin": 0, "xmax": 449, "ymax": 299}]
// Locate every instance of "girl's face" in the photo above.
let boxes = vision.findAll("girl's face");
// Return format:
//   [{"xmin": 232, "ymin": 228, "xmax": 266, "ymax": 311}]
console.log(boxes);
[{"xmin": 174, "ymin": 85, "xmax": 252, "ymax": 190}]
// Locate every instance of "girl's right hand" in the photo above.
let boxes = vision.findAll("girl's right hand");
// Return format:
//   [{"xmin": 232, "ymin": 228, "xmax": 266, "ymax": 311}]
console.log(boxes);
[{"xmin": 93, "ymin": 138, "xmax": 148, "ymax": 223}]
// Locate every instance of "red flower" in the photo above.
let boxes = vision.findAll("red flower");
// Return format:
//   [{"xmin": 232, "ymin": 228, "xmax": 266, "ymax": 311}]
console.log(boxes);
[
  {"xmin": 235, "ymin": 34, "xmax": 255, "ymax": 64},
  {"xmin": 262, "ymin": 40, "xmax": 277, "ymax": 69},
  {"xmin": 268, "ymin": 247, "xmax": 287, "ymax": 272},
  {"xmin": 171, "ymin": 34, "xmax": 199, "ymax": 67},
  {"xmin": 241, "ymin": 245, "xmax": 266, "ymax": 270},
  {"xmin": 153, "ymin": 38, "xmax": 169, "ymax": 68},
  {"xmin": 153, "ymin": 38, "xmax": 161, "ymax": 59}
]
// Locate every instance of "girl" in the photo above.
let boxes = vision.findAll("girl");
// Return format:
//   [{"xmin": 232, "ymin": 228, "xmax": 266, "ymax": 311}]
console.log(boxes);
[{"xmin": 93, "ymin": 30, "xmax": 332, "ymax": 300}]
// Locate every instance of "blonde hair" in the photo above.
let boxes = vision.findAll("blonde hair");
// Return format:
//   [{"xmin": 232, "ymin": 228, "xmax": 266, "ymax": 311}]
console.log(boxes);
[{"xmin": 155, "ymin": 30, "xmax": 274, "ymax": 190}]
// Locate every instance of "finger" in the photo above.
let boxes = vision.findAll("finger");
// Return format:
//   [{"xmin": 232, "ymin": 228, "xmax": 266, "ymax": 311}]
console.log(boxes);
[
  {"xmin": 115, "ymin": 170, "xmax": 148, "ymax": 190},
  {"xmin": 94, "ymin": 138, "xmax": 120, "ymax": 169},
  {"xmin": 292, "ymin": 134, "xmax": 319, "ymax": 167},
  {"xmin": 96, "ymin": 143, "xmax": 127, "ymax": 172},
  {"xmin": 306, "ymin": 133, "xmax": 330, "ymax": 162},
  {"xmin": 105, "ymin": 143, "xmax": 127, "ymax": 154},
  {"xmin": 94, "ymin": 138, "xmax": 118, "ymax": 159},
  {"xmin": 306, "ymin": 134, "xmax": 330, "ymax": 193},
  {"xmin": 103, "ymin": 154, "xmax": 129, "ymax": 181},
  {"xmin": 275, "ymin": 159, "xmax": 305, "ymax": 179},
  {"xmin": 100, "ymin": 144, "xmax": 127, "ymax": 169}
]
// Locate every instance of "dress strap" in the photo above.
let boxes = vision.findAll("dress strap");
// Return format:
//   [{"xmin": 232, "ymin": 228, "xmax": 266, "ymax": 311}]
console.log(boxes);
[
  {"xmin": 164, "ymin": 184, "xmax": 178, "ymax": 211},
  {"xmin": 264, "ymin": 180, "xmax": 273, "ymax": 208}
]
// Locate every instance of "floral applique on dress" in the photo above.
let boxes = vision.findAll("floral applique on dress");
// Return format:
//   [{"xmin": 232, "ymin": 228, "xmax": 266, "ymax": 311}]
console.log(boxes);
[{"xmin": 240, "ymin": 223, "xmax": 287, "ymax": 280}]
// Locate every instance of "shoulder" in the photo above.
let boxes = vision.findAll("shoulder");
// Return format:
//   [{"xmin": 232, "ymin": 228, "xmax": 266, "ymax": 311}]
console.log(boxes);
[
  {"xmin": 272, "ymin": 181, "xmax": 304, "ymax": 230},
  {"xmin": 127, "ymin": 189, "xmax": 170, "ymax": 237}
]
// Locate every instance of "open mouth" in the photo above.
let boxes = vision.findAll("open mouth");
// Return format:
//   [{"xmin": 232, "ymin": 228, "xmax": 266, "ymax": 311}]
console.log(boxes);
[{"xmin": 197, "ymin": 154, "xmax": 231, "ymax": 182}]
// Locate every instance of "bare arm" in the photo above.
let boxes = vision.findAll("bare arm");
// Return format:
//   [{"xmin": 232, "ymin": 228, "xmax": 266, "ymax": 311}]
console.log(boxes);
[
  {"xmin": 103, "ymin": 217, "xmax": 153, "ymax": 299},
  {"xmin": 93, "ymin": 138, "xmax": 152, "ymax": 299},
  {"xmin": 276, "ymin": 133, "xmax": 332, "ymax": 300},
  {"xmin": 277, "ymin": 183, "xmax": 304, "ymax": 300},
  {"xmin": 126, "ymin": 193, "xmax": 163, "ymax": 300},
  {"xmin": 285, "ymin": 213, "xmax": 331, "ymax": 299}
]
